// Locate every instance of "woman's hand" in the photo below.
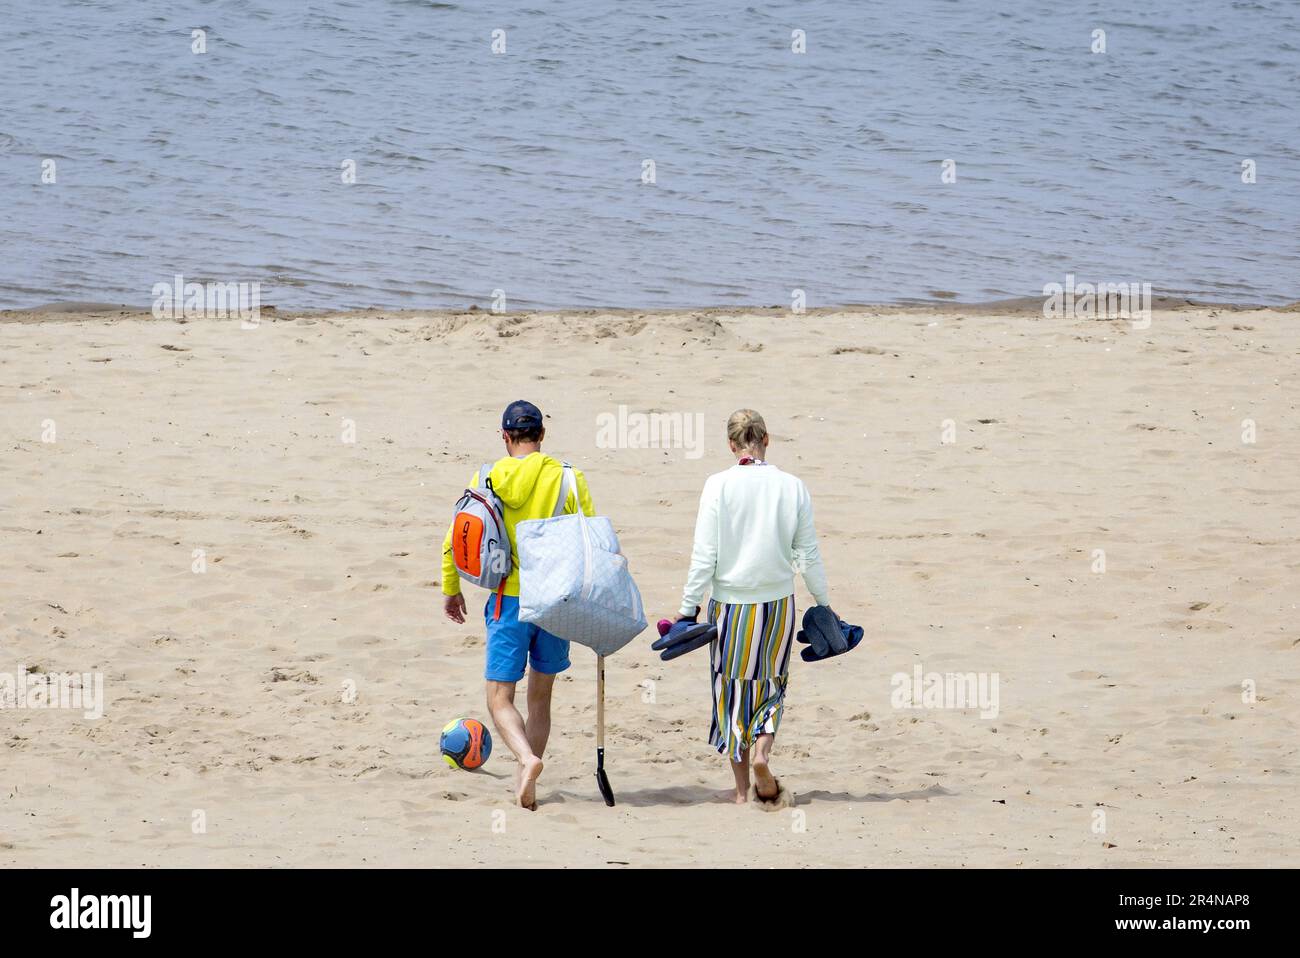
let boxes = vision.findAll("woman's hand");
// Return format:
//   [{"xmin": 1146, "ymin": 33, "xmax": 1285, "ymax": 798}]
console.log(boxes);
[{"xmin": 671, "ymin": 606, "xmax": 701, "ymax": 624}]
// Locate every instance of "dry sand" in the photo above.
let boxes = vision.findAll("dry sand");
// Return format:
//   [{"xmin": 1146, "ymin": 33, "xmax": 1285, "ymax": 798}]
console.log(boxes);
[{"xmin": 1, "ymin": 304, "xmax": 1297, "ymax": 867}]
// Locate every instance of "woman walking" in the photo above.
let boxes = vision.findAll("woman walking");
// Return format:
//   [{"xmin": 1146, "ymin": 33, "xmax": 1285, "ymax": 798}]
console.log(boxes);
[{"xmin": 674, "ymin": 409, "xmax": 833, "ymax": 807}]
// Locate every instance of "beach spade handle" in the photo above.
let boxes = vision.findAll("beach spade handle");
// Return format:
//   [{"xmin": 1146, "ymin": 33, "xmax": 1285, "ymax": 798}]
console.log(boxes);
[
  {"xmin": 596, "ymin": 655, "xmax": 605, "ymax": 748},
  {"xmin": 595, "ymin": 655, "xmax": 615, "ymax": 806}
]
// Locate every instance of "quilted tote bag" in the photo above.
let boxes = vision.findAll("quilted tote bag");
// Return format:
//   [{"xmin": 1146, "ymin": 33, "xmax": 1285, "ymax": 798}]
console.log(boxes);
[{"xmin": 515, "ymin": 469, "xmax": 647, "ymax": 656}]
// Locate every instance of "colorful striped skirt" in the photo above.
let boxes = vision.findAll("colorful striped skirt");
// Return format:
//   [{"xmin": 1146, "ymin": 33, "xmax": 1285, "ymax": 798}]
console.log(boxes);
[{"xmin": 706, "ymin": 594, "xmax": 795, "ymax": 762}]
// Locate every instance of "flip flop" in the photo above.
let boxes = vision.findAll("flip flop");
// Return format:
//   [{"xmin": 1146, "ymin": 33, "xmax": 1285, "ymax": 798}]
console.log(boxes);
[
  {"xmin": 651, "ymin": 617, "xmax": 712, "ymax": 651},
  {"xmin": 652, "ymin": 613, "xmax": 690, "ymax": 649},
  {"xmin": 656, "ymin": 621, "xmax": 717, "ymax": 660}
]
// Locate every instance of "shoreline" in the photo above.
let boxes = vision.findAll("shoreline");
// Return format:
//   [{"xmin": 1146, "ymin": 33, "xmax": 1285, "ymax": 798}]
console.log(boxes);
[{"xmin": 3, "ymin": 295, "xmax": 1298, "ymax": 325}]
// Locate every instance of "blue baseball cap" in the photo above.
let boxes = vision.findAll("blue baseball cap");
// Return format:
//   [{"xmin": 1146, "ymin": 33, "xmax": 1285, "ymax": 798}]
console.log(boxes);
[{"xmin": 502, "ymin": 400, "xmax": 543, "ymax": 431}]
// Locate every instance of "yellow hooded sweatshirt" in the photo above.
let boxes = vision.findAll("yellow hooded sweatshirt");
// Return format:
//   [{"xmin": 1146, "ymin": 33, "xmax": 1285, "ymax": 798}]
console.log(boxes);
[{"xmin": 441, "ymin": 452, "xmax": 595, "ymax": 598}]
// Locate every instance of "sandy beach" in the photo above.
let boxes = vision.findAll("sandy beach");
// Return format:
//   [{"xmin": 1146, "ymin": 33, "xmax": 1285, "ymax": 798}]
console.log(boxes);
[{"xmin": 1, "ymin": 303, "xmax": 1297, "ymax": 867}]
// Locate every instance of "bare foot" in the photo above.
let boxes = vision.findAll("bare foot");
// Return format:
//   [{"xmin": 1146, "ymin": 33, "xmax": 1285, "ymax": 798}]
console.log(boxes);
[
  {"xmin": 715, "ymin": 788, "xmax": 748, "ymax": 805},
  {"xmin": 517, "ymin": 756, "xmax": 543, "ymax": 810},
  {"xmin": 751, "ymin": 756, "xmax": 778, "ymax": 801}
]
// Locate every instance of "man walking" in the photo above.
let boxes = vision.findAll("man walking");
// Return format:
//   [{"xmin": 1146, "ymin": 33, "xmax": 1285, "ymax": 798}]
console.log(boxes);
[{"xmin": 442, "ymin": 401, "xmax": 596, "ymax": 809}]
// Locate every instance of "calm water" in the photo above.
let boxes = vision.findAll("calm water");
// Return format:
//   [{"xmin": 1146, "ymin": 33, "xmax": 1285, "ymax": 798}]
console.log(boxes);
[{"xmin": 1, "ymin": 0, "xmax": 1297, "ymax": 310}]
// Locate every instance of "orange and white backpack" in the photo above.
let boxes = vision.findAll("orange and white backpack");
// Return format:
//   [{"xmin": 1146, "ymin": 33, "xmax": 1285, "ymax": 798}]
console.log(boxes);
[
  {"xmin": 450, "ymin": 464, "xmax": 511, "ymax": 597},
  {"xmin": 450, "ymin": 461, "xmax": 576, "ymax": 620}
]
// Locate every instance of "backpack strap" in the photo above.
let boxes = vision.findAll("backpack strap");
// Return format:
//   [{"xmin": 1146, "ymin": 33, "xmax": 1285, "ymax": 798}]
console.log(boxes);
[
  {"xmin": 552, "ymin": 462, "xmax": 575, "ymax": 517},
  {"xmin": 492, "ymin": 579, "xmax": 506, "ymax": 621},
  {"xmin": 481, "ymin": 462, "xmax": 507, "ymax": 620}
]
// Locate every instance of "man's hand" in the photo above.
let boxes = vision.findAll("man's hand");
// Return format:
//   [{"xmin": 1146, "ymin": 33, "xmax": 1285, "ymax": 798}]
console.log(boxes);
[{"xmin": 444, "ymin": 593, "xmax": 467, "ymax": 624}]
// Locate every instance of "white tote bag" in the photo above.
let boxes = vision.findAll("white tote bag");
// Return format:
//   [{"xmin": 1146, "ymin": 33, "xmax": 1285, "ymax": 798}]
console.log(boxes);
[{"xmin": 516, "ymin": 466, "xmax": 647, "ymax": 656}]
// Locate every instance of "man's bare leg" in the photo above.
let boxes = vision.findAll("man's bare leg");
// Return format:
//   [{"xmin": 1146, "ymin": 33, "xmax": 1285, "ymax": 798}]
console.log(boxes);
[
  {"xmin": 486, "ymin": 680, "xmax": 544, "ymax": 810},
  {"xmin": 724, "ymin": 747, "xmax": 750, "ymax": 804},
  {"xmin": 524, "ymin": 671, "xmax": 556, "ymax": 759},
  {"xmin": 750, "ymin": 733, "xmax": 777, "ymax": 799}
]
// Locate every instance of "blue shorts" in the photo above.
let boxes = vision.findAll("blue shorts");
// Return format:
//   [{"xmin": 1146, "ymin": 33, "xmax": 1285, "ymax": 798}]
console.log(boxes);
[{"xmin": 483, "ymin": 594, "xmax": 571, "ymax": 683}]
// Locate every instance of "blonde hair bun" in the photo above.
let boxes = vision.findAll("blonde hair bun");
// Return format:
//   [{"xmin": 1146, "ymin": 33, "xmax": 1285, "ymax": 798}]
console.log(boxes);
[{"xmin": 726, "ymin": 409, "xmax": 768, "ymax": 449}]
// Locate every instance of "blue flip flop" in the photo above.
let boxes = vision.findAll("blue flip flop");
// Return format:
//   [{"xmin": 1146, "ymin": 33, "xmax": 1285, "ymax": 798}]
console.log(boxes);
[
  {"xmin": 652, "ymin": 617, "xmax": 698, "ymax": 650},
  {"xmin": 652, "ymin": 619, "xmax": 717, "ymax": 660}
]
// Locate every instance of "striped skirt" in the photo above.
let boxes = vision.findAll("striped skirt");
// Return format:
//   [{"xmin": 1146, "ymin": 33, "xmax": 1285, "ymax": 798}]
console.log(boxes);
[{"xmin": 706, "ymin": 595, "xmax": 795, "ymax": 762}]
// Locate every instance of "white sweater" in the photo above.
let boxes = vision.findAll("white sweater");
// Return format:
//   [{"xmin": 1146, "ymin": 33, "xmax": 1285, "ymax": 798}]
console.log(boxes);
[{"xmin": 679, "ymin": 463, "xmax": 831, "ymax": 616}]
